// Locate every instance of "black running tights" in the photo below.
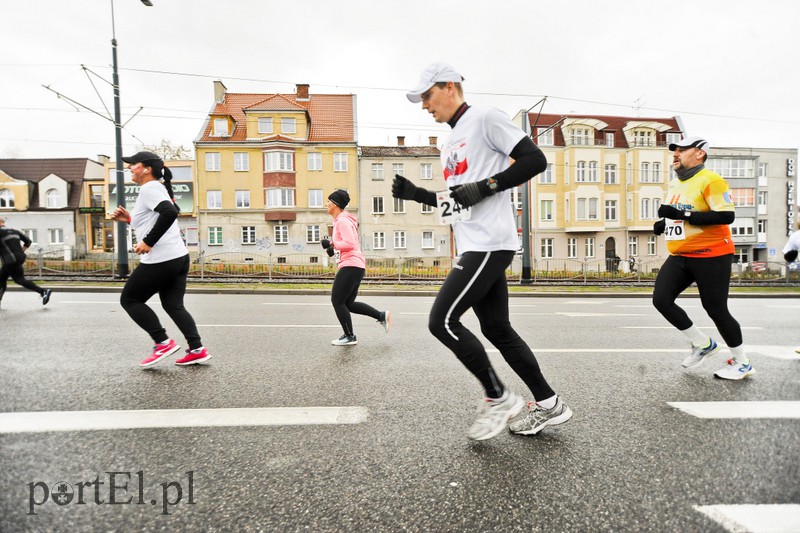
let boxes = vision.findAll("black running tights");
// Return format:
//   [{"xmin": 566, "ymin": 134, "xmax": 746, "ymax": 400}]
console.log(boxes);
[
  {"xmin": 331, "ymin": 266, "xmax": 381, "ymax": 336},
  {"xmin": 0, "ymin": 263, "xmax": 44, "ymax": 298},
  {"xmin": 428, "ymin": 250, "xmax": 555, "ymax": 400},
  {"xmin": 652, "ymin": 253, "xmax": 742, "ymax": 348},
  {"xmin": 120, "ymin": 254, "xmax": 202, "ymax": 350}
]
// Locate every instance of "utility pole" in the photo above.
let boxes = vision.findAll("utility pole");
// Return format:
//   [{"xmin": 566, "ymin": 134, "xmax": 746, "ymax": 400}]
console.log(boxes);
[{"xmin": 520, "ymin": 110, "xmax": 533, "ymax": 285}]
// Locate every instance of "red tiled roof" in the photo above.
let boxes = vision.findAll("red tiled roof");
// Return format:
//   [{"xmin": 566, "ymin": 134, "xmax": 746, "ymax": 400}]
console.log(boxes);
[
  {"xmin": 528, "ymin": 113, "xmax": 682, "ymax": 148},
  {"xmin": 360, "ymin": 146, "xmax": 440, "ymax": 157},
  {"xmin": 0, "ymin": 158, "xmax": 97, "ymax": 209},
  {"xmin": 197, "ymin": 91, "xmax": 355, "ymax": 144}
]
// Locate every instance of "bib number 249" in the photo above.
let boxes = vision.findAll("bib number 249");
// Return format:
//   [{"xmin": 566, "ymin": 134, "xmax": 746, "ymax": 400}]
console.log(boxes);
[{"xmin": 436, "ymin": 191, "xmax": 472, "ymax": 225}]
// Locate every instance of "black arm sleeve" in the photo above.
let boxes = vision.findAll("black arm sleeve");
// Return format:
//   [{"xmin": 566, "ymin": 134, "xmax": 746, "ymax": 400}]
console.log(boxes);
[
  {"xmin": 490, "ymin": 136, "xmax": 548, "ymax": 192},
  {"xmin": 142, "ymin": 200, "xmax": 179, "ymax": 246},
  {"xmin": 687, "ymin": 210, "xmax": 735, "ymax": 226},
  {"xmin": 15, "ymin": 229, "xmax": 32, "ymax": 248},
  {"xmin": 414, "ymin": 188, "xmax": 438, "ymax": 207}
]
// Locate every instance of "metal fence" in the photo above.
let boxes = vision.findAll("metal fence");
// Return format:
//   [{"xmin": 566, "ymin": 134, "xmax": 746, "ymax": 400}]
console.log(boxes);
[{"xmin": 19, "ymin": 246, "xmax": 800, "ymax": 285}]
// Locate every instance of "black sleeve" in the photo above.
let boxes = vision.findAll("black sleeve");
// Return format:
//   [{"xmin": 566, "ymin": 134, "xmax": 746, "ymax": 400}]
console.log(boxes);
[
  {"xmin": 414, "ymin": 188, "xmax": 438, "ymax": 207},
  {"xmin": 687, "ymin": 210, "xmax": 735, "ymax": 226},
  {"xmin": 14, "ymin": 229, "xmax": 32, "ymax": 248},
  {"xmin": 490, "ymin": 136, "xmax": 548, "ymax": 192},
  {"xmin": 142, "ymin": 200, "xmax": 179, "ymax": 246},
  {"xmin": 784, "ymin": 249, "xmax": 798, "ymax": 262}
]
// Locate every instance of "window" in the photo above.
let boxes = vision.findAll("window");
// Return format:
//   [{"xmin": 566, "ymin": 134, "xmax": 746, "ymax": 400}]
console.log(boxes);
[
  {"xmin": 605, "ymin": 200, "xmax": 617, "ymax": 221},
  {"xmin": 420, "ymin": 163, "xmax": 433, "ymax": 180},
  {"xmin": 394, "ymin": 231, "xmax": 406, "ymax": 249},
  {"xmin": 422, "ymin": 202, "xmax": 435, "ymax": 214},
  {"xmin": 576, "ymin": 161, "xmax": 586, "ymax": 182},
  {"xmin": 48, "ymin": 228, "xmax": 64, "ymax": 244},
  {"xmin": 758, "ymin": 163, "xmax": 768, "ymax": 177},
  {"xmin": 588, "ymin": 198, "xmax": 598, "ymax": 220},
  {"xmin": 393, "ymin": 198, "xmax": 406, "ymax": 213},
  {"xmin": 371, "ymin": 163, "xmax": 384, "ymax": 180},
  {"xmin": 730, "ymin": 217, "xmax": 755, "ymax": 236},
  {"xmin": 536, "ymin": 127, "xmax": 554, "ymax": 145},
  {"xmin": 308, "ymin": 189, "xmax": 323, "ymax": 208},
  {"xmin": 652, "ymin": 162, "xmax": 661, "ymax": 182},
  {"xmin": 570, "ymin": 128, "xmax": 590, "ymax": 145},
  {"xmin": 372, "ymin": 232, "xmax": 385, "ymax": 250},
  {"xmin": 22, "ymin": 229, "xmax": 37, "ymax": 243},
  {"xmin": 422, "ymin": 231, "xmax": 434, "ymax": 249},
  {"xmin": 585, "ymin": 237, "xmax": 595, "ymax": 258},
  {"xmin": 234, "ymin": 152, "xmax": 249, "ymax": 172},
  {"xmin": 577, "ymin": 198, "xmax": 586, "ymax": 220},
  {"xmin": 641, "ymin": 162, "xmax": 650, "ymax": 183},
  {"xmin": 372, "ymin": 196, "xmax": 384, "ymax": 214},
  {"xmin": 647, "ymin": 236, "xmax": 657, "ymax": 255},
  {"xmin": 758, "ymin": 191, "xmax": 767, "ymax": 207},
  {"xmin": 266, "ymin": 189, "xmax": 295, "ymax": 208},
  {"xmin": 567, "ymin": 238, "xmax": 577, "ymax": 258},
  {"xmin": 541, "ymin": 238, "xmax": 554, "ymax": 259},
  {"xmin": 628, "ymin": 236, "xmax": 638, "ymax": 257},
  {"xmin": 565, "ymin": 198, "xmax": 570, "ymax": 221},
  {"xmin": 588, "ymin": 161, "xmax": 598, "ymax": 182},
  {"xmin": 46, "ymin": 189, "xmax": 63, "ymax": 208},
  {"xmin": 208, "ymin": 226, "xmax": 223, "ymax": 245},
  {"xmin": 205, "ymin": 152, "xmax": 221, "ymax": 171},
  {"xmin": 666, "ymin": 133, "xmax": 681, "ymax": 145},
  {"xmin": 235, "ymin": 190, "xmax": 250, "ymax": 208},
  {"xmin": 540, "ymin": 200, "xmax": 553, "ymax": 221},
  {"xmin": 653, "ymin": 198, "xmax": 661, "ymax": 213},
  {"xmin": 334, "ymin": 153, "xmax": 348, "ymax": 172},
  {"xmin": 641, "ymin": 199, "xmax": 651, "ymax": 220},
  {"xmin": 242, "ymin": 226, "xmax": 256, "ymax": 244},
  {"xmin": 264, "ymin": 151, "xmax": 294, "ymax": 172},
  {"xmin": 511, "ymin": 187, "xmax": 522, "ymax": 210},
  {"xmin": 306, "ymin": 225, "xmax": 321, "ymax": 243},
  {"xmin": 206, "ymin": 190, "xmax": 222, "ymax": 209},
  {"xmin": 706, "ymin": 159, "xmax": 755, "ymax": 179},
  {"xmin": 734, "ymin": 247, "xmax": 749, "ymax": 263},
  {"xmin": 540, "ymin": 163, "xmax": 554, "ymax": 184},
  {"xmin": 758, "ymin": 219, "xmax": 767, "ymax": 234},
  {"xmin": 605, "ymin": 164, "xmax": 618, "ymax": 184},
  {"xmin": 281, "ymin": 117, "xmax": 296, "ymax": 134},
  {"xmin": 258, "ymin": 117, "xmax": 273, "ymax": 134},
  {"xmin": 307, "ymin": 153, "xmax": 322, "ymax": 171},
  {"xmin": 633, "ymin": 130, "xmax": 654, "ymax": 147},
  {"xmin": 212, "ymin": 118, "xmax": 228, "ymax": 136},
  {"xmin": 274, "ymin": 225, "xmax": 288, "ymax": 244},
  {"xmin": 605, "ymin": 132, "xmax": 615, "ymax": 147},
  {"xmin": 0, "ymin": 189, "xmax": 14, "ymax": 207},
  {"xmin": 730, "ymin": 188, "xmax": 755, "ymax": 206},
  {"xmin": 392, "ymin": 163, "xmax": 404, "ymax": 177}
]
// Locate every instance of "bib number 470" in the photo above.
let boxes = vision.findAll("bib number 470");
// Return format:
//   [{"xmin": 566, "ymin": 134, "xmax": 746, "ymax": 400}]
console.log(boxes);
[{"xmin": 664, "ymin": 220, "xmax": 686, "ymax": 241}]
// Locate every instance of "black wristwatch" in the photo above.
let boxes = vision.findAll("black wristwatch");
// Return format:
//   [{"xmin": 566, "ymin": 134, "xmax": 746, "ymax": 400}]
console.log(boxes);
[{"xmin": 487, "ymin": 178, "xmax": 499, "ymax": 194}]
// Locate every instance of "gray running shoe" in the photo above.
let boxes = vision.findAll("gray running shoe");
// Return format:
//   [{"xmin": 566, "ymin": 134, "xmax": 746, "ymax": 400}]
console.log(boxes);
[
  {"xmin": 467, "ymin": 391, "xmax": 524, "ymax": 441},
  {"xmin": 509, "ymin": 397, "xmax": 573, "ymax": 436},
  {"xmin": 379, "ymin": 310, "xmax": 391, "ymax": 333},
  {"xmin": 331, "ymin": 334, "xmax": 357, "ymax": 346},
  {"xmin": 682, "ymin": 338, "xmax": 720, "ymax": 368}
]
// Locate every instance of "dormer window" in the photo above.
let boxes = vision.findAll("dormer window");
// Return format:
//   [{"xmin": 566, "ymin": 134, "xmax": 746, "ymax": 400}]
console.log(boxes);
[
  {"xmin": 212, "ymin": 118, "xmax": 229, "ymax": 136},
  {"xmin": 46, "ymin": 188, "xmax": 63, "ymax": 208},
  {"xmin": 281, "ymin": 118, "xmax": 296, "ymax": 134},
  {"xmin": 570, "ymin": 128, "xmax": 591, "ymax": 146},
  {"xmin": 633, "ymin": 130, "xmax": 654, "ymax": 147},
  {"xmin": 0, "ymin": 189, "xmax": 14, "ymax": 208},
  {"xmin": 258, "ymin": 117, "xmax": 273, "ymax": 134}
]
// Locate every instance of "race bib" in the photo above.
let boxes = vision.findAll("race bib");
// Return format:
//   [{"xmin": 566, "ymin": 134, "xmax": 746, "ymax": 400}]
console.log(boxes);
[
  {"xmin": 664, "ymin": 219, "xmax": 686, "ymax": 241},
  {"xmin": 436, "ymin": 191, "xmax": 471, "ymax": 225}
]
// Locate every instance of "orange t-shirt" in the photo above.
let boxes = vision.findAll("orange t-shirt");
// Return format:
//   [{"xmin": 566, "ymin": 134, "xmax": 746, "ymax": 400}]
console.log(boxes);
[{"xmin": 664, "ymin": 167, "xmax": 735, "ymax": 257}]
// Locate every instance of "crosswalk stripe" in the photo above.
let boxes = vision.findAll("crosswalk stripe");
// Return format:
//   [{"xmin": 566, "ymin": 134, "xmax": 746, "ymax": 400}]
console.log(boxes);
[
  {"xmin": 694, "ymin": 504, "xmax": 800, "ymax": 533},
  {"xmin": 0, "ymin": 407, "xmax": 369, "ymax": 433},
  {"xmin": 199, "ymin": 324, "xmax": 340, "ymax": 328},
  {"xmin": 667, "ymin": 401, "xmax": 800, "ymax": 419}
]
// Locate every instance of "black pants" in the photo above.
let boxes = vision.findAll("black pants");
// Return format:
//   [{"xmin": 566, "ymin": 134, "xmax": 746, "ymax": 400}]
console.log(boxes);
[
  {"xmin": 653, "ymin": 253, "xmax": 742, "ymax": 348},
  {"xmin": 120, "ymin": 254, "xmax": 202, "ymax": 350},
  {"xmin": 331, "ymin": 266, "xmax": 381, "ymax": 336},
  {"xmin": 429, "ymin": 250, "xmax": 555, "ymax": 400},
  {"xmin": 0, "ymin": 262, "xmax": 44, "ymax": 300}
]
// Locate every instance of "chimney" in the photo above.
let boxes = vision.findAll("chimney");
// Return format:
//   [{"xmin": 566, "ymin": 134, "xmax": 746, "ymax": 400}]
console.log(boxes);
[
  {"xmin": 428, "ymin": 136, "xmax": 437, "ymax": 146},
  {"xmin": 296, "ymin": 84, "xmax": 310, "ymax": 101},
  {"xmin": 397, "ymin": 136, "xmax": 405, "ymax": 146},
  {"xmin": 214, "ymin": 80, "xmax": 227, "ymax": 104},
  {"xmin": 97, "ymin": 154, "xmax": 110, "ymax": 164}
]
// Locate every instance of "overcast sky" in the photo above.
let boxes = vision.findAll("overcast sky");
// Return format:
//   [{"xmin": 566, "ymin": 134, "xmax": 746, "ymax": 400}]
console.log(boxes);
[{"xmin": 1, "ymin": 0, "xmax": 798, "ymax": 160}]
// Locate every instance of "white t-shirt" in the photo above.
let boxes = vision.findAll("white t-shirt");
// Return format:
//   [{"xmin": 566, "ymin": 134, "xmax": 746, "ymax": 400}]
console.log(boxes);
[
  {"xmin": 441, "ymin": 106, "xmax": 525, "ymax": 253},
  {"xmin": 131, "ymin": 180, "xmax": 187, "ymax": 264},
  {"xmin": 783, "ymin": 230, "xmax": 800, "ymax": 255}
]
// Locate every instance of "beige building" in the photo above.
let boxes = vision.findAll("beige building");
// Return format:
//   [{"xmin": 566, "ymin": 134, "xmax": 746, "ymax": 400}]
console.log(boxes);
[
  {"xmin": 358, "ymin": 136, "xmax": 450, "ymax": 262},
  {"xmin": 194, "ymin": 82, "xmax": 357, "ymax": 261}
]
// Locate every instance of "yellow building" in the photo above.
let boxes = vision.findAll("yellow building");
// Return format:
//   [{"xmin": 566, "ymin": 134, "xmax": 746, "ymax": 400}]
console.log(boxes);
[{"xmin": 194, "ymin": 82, "xmax": 358, "ymax": 258}]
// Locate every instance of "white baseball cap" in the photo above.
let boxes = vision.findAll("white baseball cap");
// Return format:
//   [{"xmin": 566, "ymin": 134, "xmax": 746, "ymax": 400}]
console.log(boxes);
[
  {"xmin": 406, "ymin": 62, "xmax": 464, "ymax": 103},
  {"xmin": 668, "ymin": 136, "xmax": 710, "ymax": 152}
]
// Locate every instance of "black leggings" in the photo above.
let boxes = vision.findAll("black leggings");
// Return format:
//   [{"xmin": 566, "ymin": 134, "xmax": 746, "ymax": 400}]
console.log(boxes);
[
  {"xmin": 331, "ymin": 266, "xmax": 381, "ymax": 336},
  {"xmin": 429, "ymin": 250, "xmax": 555, "ymax": 400},
  {"xmin": 0, "ymin": 262, "xmax": 44, "ymax": 299},
  {"xmin": 120, "ymin": 254, "xmax": 202, "ymax": 350},
  {"xmin": 652, "ymin": 253, "xmax": 742, "ymax": 348}
]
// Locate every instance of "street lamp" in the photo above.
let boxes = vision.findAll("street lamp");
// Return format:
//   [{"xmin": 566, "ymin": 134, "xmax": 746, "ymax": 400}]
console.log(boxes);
[{"xmin": 111, "ymin": 0, "xmax": 152, "ymax": 278}]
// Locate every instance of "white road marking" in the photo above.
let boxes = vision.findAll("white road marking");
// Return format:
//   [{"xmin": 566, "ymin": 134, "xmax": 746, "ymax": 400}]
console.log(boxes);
[
  {"xmin": 56, "ymin": 301, "xmax": 117, "ymax": 304},
  {"xmin": 694, "ymin": 504, "xmax": 800, "ymax": 533},
  {"xmin": 199, "ymin": 324, "xmax": 340, "ymax": 328},
  {"xmin": 667, "ymin": 401, "xmax": 800, "ymax": 419},
  {"xmin": 622, "ymin": 326, "xmax": 763, "ymax": 330},
  {"xmin": 746, "ymin": 345, "xmax": 800, "ymax": 361},
  {"xmin": 261, "ymin": 303, "xmax": 330, "ymax": 306},
  {"xmin": 0, "ymin": 407, "xmax": 369, "ymax": 433}
]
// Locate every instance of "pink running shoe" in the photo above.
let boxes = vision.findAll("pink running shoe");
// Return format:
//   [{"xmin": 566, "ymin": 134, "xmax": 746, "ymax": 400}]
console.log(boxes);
[
  {"xmin": 174, "ymin": 347, "xmax": 212, "ymax": 366},
  {"xmin": 139, "ymin": 339, "xmax": 180, "ymax": 368}
]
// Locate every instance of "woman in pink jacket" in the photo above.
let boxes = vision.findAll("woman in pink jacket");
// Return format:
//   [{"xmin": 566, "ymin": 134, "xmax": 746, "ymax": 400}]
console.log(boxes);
[{"xmin": 323, "ymin": 189, "xmax": 390, "ymax": 346}]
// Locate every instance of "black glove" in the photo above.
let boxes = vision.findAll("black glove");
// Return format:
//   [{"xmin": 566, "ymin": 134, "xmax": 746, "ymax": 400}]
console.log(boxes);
[
  {"xmin": 321, "ymin": 238, "xmax": 331, "ymax": 249},
  {"xmin": 392, "ymin": 174, "xmax": 418, "ymax": 200},
  {"xmin": 653, "ymin": 219, "xmax": 666, "ymax": 236},
  {"xmin": 658, "ymin": 204, "xmax": 687, "ymax": 220},
  {"xmin": 785, "ymin": 250, "xmax": 798, "ymax": 262},
  {"xmin": 326, "ymin": 246, "xmax": 335, "ymax": 257},
  {"xmin": 449, "ymin": 179, "xmax": 492, "ymax": 208}
]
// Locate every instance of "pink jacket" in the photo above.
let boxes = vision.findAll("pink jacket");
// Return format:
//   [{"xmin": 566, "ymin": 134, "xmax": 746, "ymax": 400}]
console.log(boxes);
[{"xmin": 332, "ymin": 210, "xmax": 366, "ymax": 269}]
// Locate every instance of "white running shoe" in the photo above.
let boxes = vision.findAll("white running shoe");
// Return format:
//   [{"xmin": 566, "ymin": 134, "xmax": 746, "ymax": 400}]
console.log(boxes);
[
  {"xmin": 714, "ymin": 358, "xmax": 755, "ymax": 380},
  {"xmin": 509, "ymin": 397, "xmax": 573, "ymax": 436},
  {"xmin": 331, "ymin": 334, "xmax": 357, "ymax": 346},
  {"xmin": 379, "ymin": 310, "xmax": 391, "ymax": 333},
  {"xmin": 682, "ymin": 338, "xmax": 720, "ymax": 368},
  {"xmin": 467, "ymin": 391, "xmax": 524, "ymax": 441}
]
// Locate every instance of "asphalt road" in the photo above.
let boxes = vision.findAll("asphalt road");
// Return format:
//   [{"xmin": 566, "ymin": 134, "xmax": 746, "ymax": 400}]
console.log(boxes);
[{"xmin": 0, "ymin": 290, "xmax": 798, "ymax": 532}]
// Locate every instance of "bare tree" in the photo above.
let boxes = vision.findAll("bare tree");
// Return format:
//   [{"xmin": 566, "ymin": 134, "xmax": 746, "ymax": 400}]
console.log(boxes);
[{"xmin": 139, "ymin": 139, "xmax": 193, "ymax": 161}]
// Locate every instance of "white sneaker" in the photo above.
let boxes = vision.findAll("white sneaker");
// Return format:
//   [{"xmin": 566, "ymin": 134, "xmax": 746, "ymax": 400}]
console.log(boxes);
[
  {"xmin": 714, "ymin": 358, "xmax": 755, "ymax": 380},
  {"xmin": 467, "ymin": 391, "xmax": 524, "ymax": 441},
  {"xmin": 331, "ymin": 334, "xmax": 357, "ymax": 346},
  {"xmin": 379, "ymin": 310, "xmax": 391, "ymax": 333},
  {"xmin": 682, "ymin": 338, "xmax": 720, "ymax": 368},
  {"xmin": 509, "ymin": 397, "xmax": 573, "ymax": 436}
]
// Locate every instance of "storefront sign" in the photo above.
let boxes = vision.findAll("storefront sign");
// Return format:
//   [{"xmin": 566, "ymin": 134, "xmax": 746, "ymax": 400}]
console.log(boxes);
[
  {"xmin": 787, "ymin": 181, "xmax": 795, "ymax": 236},
  {"xmin": 108, "ymin": 182, "xmax": 195, "ymax": 214}
]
